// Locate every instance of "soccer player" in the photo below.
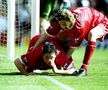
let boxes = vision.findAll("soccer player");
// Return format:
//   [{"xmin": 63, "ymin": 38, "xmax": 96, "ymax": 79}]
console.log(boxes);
[
  {"xmin": 33, "ymin": 7, "xmax": 108, "ymax": 76},
  {"xmin": 14, "ymin": 34, "xmax": 76, "ymax": 76}
]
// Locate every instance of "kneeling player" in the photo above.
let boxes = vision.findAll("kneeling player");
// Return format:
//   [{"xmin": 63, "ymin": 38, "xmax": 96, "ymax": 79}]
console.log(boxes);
[{"xmin": 14, "ymin": 35, "xmax": 77, "ymax": 76}]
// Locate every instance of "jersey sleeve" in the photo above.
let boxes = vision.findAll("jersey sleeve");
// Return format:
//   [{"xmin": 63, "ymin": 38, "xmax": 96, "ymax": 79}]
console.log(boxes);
[
  {"xmin": 55, "ymin": 52, "xmax": 67, "ymax": 66},
  {"xmin": 55, "ymin": 52, "xmax": 72, "ymax": 69},
  {"xmin": 46, "ymin": 22, "xmax": 61, "ymax": 37}
]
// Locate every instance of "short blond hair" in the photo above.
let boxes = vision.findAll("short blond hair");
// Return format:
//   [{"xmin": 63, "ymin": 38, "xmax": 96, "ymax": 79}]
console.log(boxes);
[{"xmin": 54, "ymin": 9, "xmax": 75, "ymax": 23}]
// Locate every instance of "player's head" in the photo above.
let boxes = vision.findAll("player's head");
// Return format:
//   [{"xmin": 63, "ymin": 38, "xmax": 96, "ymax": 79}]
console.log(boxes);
[
  {"xmin": 42, "ymin": 42, "xmax": 56, "ymax": 54},
  {"xmin": 53, "ymin": 9, "xmax": 75, "ymax": 30},
  {"xmin": 42, "ymin": 42, "xmax": 56, "ymax": 66}
]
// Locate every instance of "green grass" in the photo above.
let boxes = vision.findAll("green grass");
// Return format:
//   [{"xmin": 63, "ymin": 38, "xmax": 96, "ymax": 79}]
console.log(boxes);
[{"xmin": 0, "ymin": 47, "xmax": 108, "ymax": 90}]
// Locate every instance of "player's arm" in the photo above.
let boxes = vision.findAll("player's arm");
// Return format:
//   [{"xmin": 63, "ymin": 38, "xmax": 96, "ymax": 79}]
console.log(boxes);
[
  {"xmin": 14, "ymin": 58, "xmax": 29, "ymax": 75},
  {"xmin": 33, "ymin": 33, "xmax": 48, "ymax": 50},
  {"xmin": 33, "ymin": 22, "xmax": 61, "ymax": 50},
  {"xmin": 14, "ymin": 58, "xmax": 37, "ymax": 76},
  {"xmin": 50, "ymin": 60, "xmax": 75, "ymax": 75}
]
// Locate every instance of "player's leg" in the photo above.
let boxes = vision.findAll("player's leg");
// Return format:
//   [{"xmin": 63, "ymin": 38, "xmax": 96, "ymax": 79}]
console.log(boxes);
[{"xmin": 78, "ymin": 24, "xmax": 106, "ymax": 76}]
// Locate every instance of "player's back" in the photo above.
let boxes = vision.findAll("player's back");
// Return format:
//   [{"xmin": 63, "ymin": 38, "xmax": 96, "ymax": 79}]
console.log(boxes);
[{"xmin": 70, "ymin": 7, "xmax": 107, "ymax": 29}]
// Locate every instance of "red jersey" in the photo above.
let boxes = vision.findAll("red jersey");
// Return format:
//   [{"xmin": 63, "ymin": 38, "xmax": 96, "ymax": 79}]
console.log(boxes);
[
  {"xmin": 21, "ymin": 35, "xmax": 72, "ymax": 72},
  {"xmin": 55, "ymin": 52, "xmax": 72, "ymax": 70},
  {"xmin": 21, "ymin": 34, "xmax": 51, "ymax": 72},
  {"xmin": 28, "ymin": 34, "xmax": 65, "ymax": 52},
  {"xmin": 46, "ymin": 7, "xmax": 108, "ymax": 47}
]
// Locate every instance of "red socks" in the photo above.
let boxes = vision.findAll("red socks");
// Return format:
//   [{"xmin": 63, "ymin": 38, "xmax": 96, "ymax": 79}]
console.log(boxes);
[{"xmin": 80, "ymin": 41, "xmax": 96, "ymax": 70}]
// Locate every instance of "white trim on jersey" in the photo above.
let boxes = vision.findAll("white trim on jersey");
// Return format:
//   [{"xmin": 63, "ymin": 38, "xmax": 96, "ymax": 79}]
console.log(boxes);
[
  {"xmin": 45, "ymin": 31, "xmax": 55, "ymax": 37},
  {"xmin": 19, "ymin": 57, "xmax": 25, "ymax": 65}
]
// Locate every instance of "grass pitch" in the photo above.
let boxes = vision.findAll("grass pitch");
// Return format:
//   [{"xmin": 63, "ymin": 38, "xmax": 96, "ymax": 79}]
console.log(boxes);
[{"xmin": 0, "ymin": 47, "xmax": 108, "ymax": 90}]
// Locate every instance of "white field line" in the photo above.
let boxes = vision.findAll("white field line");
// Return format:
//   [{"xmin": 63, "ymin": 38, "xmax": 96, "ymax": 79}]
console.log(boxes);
[{"xmin": 43, "ymin": 76, "xmax": 74, "ymax": 90}]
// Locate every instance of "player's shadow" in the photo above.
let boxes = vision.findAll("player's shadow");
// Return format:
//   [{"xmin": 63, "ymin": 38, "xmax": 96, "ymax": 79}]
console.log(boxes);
[
  {"xmin": 0, "ymin": 72, "xmax": 61, "ymax": 76},
  {"xmin": 0, "ymin": 72, "xmax": 21, "ymax": 75},
  {"xmin": 35, "ymin": 72, "xmax": 62, "ymax": 76},
  {"xmin": 0, "ymin": 72, "xmax": 76, "ymax": 76}
]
